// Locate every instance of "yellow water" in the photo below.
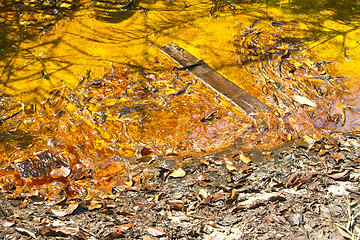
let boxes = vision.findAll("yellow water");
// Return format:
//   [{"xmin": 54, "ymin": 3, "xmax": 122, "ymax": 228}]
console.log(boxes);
[{"xmin": 0, "ymin": 0, "xmax": 360, "ymax": 197}]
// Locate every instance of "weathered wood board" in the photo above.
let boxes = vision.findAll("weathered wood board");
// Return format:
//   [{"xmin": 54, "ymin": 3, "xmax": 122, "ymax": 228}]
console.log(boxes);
[{"xmin": 160, "ymin": 42, "xmax": 271, "ymax": 115}]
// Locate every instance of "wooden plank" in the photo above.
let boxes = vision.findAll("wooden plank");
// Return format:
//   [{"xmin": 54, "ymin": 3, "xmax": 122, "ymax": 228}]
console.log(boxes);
[{"xmin": 160, "ymin": 42, "xmax": 271, "ymax": 115}]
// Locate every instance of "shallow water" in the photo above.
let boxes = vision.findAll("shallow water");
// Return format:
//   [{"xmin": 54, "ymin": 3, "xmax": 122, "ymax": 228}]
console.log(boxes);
[{"xmin": 0, "ymin": 0, "xmax": 360, "ymax": 196}]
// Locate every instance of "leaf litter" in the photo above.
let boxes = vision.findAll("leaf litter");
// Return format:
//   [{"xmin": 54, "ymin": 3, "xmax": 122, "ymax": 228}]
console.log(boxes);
[{"xmin": 1, "ymin": 20, "xmax": 360, "ymax": 239}]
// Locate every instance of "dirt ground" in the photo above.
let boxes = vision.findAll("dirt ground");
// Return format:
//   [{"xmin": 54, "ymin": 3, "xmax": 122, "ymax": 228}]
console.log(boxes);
[{"xmin": 1, "ymin": 132, "xmax": 360, "ymax": 240}]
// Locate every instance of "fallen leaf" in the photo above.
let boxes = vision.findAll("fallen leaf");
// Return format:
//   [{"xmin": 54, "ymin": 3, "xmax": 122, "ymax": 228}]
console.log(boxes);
[
  {"xmin": 226, "ymin": 164, "xmax": 238, "ymax": 172},
  {"xmin": 195, "ymin": 173, "xmax": 212, "ymax": 186},
  {"xmin": 207, "ymin": 220, "xmax": 220, "ymax": 228},
  {"xmin": 86, "ymin": 200, "xmax": 103, "ymax": 210},
  {"xmin": 285, "ymin": 173, "xmax": 298, "ymax": 188},
  {"xmin": 292, "ymin": 95, "xmax": 317, "ymax": 107},
  {"xmin": 187, "ymin": 201, "xmax": 198, "ymax": 212},
  {"xmin": 212, "ymin": 190, "xmax": 225, "ymax": 202},
  {"xmin": 200, "ymin": 196, "xmax": 212, "ymax": 205},
  {"xmin": 50, "ymin": 166, "xmax": 71, "ymax": 178},
  {"xmin": 287, "ymin": 133, "xmax": 292, "ymax": 141},
  {"xmin": 329, "ymin": 170, "xmax": 350, "ymax": 180},
  {"xmin": 115, "ymin": 223, "xmax": 134, "ymax": 232},
  {"xmin": 124, "ymin": 186, "xmax": 140, "ymax": 192},
  {"xmin": 141, "ymin": 147, "xmax": 153, "ymax": 156},
  {"xmin": 239, "ymin": 153, "xmax": 251, "ymax": 164},
  {"xmin": 199, "ymin": 189, "xmax": 208, "ymax": 199},
  {"xmin": 169, "ymin": 168, "xmax": 186, "ymax": 178},
  {"xmin": 64, "ymin": 182, "xmax": 88, "ymax": 200},
  {"xmin": 145, "ymin": 226, "xmax": 165, "ymax": 237},
  {"xmin": 318, "ymin": 149, "xmax": 328, "ymax": 156},
  {"xmin": 231, "ymin": 193, "xmax": 285, "ymax": 212},
  {"xmin": 1, "ymin": 220, "xmax": 15, "ymax": 227},
  {"xmin": 15, "ymin": 227, "xmax": 37, "ymax": 239},
  {"xmin": 50, "ymin": 203, "xmax": 79, "ymax": 217},
  {"xmin": 166, "ymin": 200, "xmax": 184, "ymax": 211},
  {"xmin": 336, "ymin": 225, "xmax": 353, "ymax": 239},
  {"xmin": 40, "ymin": 227, "xmax": 80, "ymax": 238}
]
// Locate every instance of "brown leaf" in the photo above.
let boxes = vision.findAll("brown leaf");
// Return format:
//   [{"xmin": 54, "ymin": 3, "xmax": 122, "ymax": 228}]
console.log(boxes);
[
  {"xmin": 64, "ymin": 182, "xmax": 88, "ymax": 200},
  {"xmin": 285, "ymin": 173, "xmax": 298, "ymax": 188},
  {"xmin": 145, "ymin": 226, "xmax": 165, "ymax": 237},
  {"xmin": 15, "ymin": 227, "xmax": 37, "ymax": 239},
  {"xmin": 124, "ymin": 186, "xmax": 140, "ymax": 192},
  {"xmin": 212, "ymin": 190, "xmax": 225, "ymax": 202},
  {"xmin": 195, "ymin": 173, "xmax": 212, "ymax": 186},
  {"xmin": 166, "ymin": 200, "xmax": 184, "ymax": 211},
  {"xmin": 169, "ymin": 168, "xmax": 186, "ymax": 178},
  {"xmin": 207, "ymin": 220, "xmax": 220, "ymax": 228},
  {"xmin": 318, "ymin": 149, "xmax": 328, "ymax": 156},
  {"xmin": 141, "ymin": 147, "xmax": 153, "ymax": 156},
  {"xmin": 239, "ymin": 153, "xmax": 251, "ymax": 164},
  {"xmin": 200, "ymin": 196, "xmax": 212, "ymax": 205},
  {"xmin": 329, "ymin": 170, "xmax": 350, "ymax": 180},
  {"xmin": 50, "ymin": 203, "xmax": 79, "ymax": 217},
  {"xmin": 1, "ymin": 220, "xmax": 15, "ymax": 227},
  {"xmin": 226, "ymin": 164, "xmax": 238, "ymax": 172},
  {"xmin": 86, "ymin": 200, "xmax": 103, "ymax": 210},
  {"xmin": 41, "ymin": 227, "xmax": 79, "ymax": 238},
  {"xmin": 115, "ymin": 223, "xmax": 134, "ymax": 232}
]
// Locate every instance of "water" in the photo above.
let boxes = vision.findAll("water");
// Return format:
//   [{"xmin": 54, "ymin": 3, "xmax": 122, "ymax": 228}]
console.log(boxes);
[{"xmin": 0, "ymin": 0, "xmax": 359, "ymax": 196}]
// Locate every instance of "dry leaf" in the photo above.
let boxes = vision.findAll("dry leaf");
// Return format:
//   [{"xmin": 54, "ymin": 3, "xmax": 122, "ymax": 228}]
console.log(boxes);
[
  {"xmin": 166, "ymin": 200, "xmax": 184, "ymax": 211},
  {"xmin": 169, "ymin": 168, "xmax": 186, "ymax": 178},
  {"xmin": 115, "ymin": 223, "xmax": 134, "ymax": 232},
  {"xmin": 285, "ymin": 173, "xmax": 298, "ymax": 188},
  {"xmin": 292, "ymin": 95, "xmax": 317, "ymax": 107},
  {"xmin": 329, "ymin": 170, "xmax": 350, "ymax": 180},
  {"xmin": 212, "ymin": 190, "xmax": 225, "ymax": 202},
  {"xmin": 50, "ymin": 203, "xmax": 79, "ymax": 217},
  {"xmin": 318, "ymin": 149, "xmax": 328, "ymax": 156},
  {"xmin": 86, "ymin": 200, "xmax": 103, "ymax": 210},
  {"xmin": 195, "ymin": 173, "xmax": 212, "ymax": 186},
  {"xmin": 41, "ymin": 227, "xmax": 79, "ymax": 238},
  {"xmin": 1, "ymin": 220, "xmax": 15, "ymax": 227},
  {"xmin": 226, "ymin": 164, "xmax": 238, "ymax": 172},
  {"xmin": 239, "ymin": 153, "xmax": 251, "ymax": 164},
  {"xmin": 15, "ymin": 227, "xmax": 37, "ymax": 239},
  {"xmin": 145, "ymin": 226, "xmax": 165, "ymax": 237},
  {"xmin": 336, "ymin": 225, "xmax": 353, "ymax": 239},
  {"xmin": 207, "ymin": 220, "xmax": 220, "ymax": 228},
  {"xmin": 50, "ymin": 166, "xmax": 71, "ymax": 178},
  {"xmin": 199, "ymin": 189, "xmax": 208, "ymax": 199},
  {"xmin": 200, "ymin": 196, "xmax": 212, "ymax": 205}
]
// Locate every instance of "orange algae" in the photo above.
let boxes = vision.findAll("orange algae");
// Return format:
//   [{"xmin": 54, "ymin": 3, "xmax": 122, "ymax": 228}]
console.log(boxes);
[
  {"xmin": 1, "ymin": 0, "xmax": 360, "ymax": 198},
  {"xmin": 0, "ymin": 66, "xmax": 257, "ymax": 197}
]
